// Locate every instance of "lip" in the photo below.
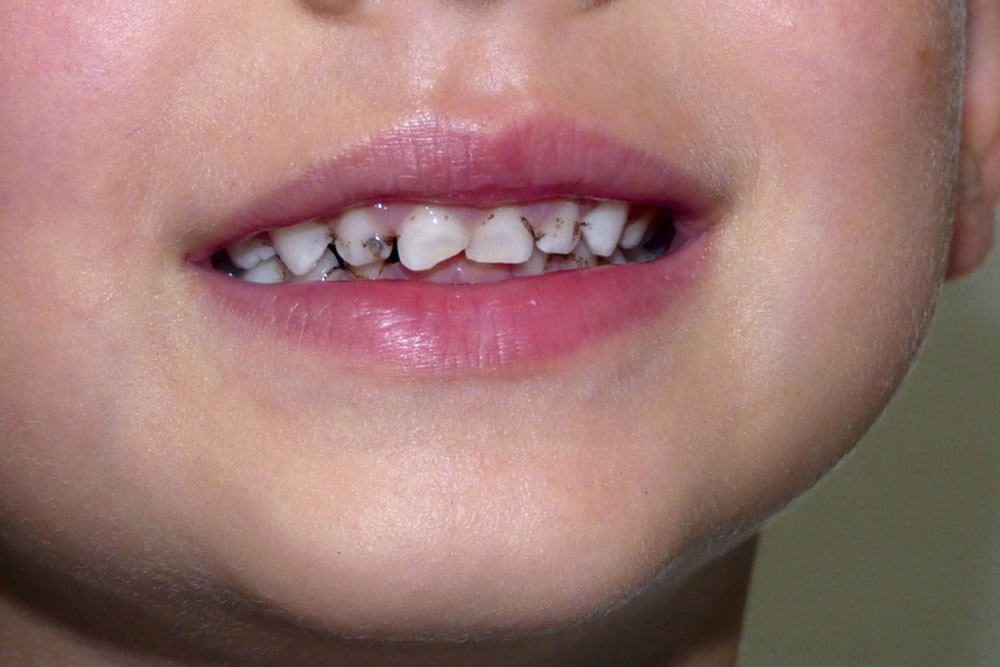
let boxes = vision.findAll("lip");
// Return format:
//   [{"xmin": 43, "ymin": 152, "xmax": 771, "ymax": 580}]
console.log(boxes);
[{"xmin": 194, "ymin": 112, "xmax": 725, "ymax": 375}]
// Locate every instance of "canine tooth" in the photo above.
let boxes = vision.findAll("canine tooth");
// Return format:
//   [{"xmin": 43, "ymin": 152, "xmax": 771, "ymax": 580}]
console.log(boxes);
[
  {"xmin": 512, "ymin": 247, "xmax": 548, "ymax": 277},
  {"xmin": 619, "ymin": 212, "xmax": 653, "ymax": 250},
  {"xmin": 397, "ymin": 206, "xmax": 470, "ymax": 271},
  {"xmin": 581, "ymin": 201, "xmax": 628, "ymax": 257},
  {"xmin": 271, "ymin": 220, "xmax": 333, "ymax": 276},
  {"xmin": 227, "ymin": 236, "xmax": 276, "ymax": 270},
  {"xmin": 534, "ymin": 201, "xmax": 580, "ymax": 255},
  {"xmin": 242, "ymin": 257, "xmax": 287, "ymax": 284},
  {"xmin": 293, "ymin": 249, "xmax": 339, "ymax": 282},
  {"xmin": 465, "ymin": 207, "xmax": 534, "ymax": 264},
  {"xmin": 334, "ymin": 208, "xmax": 393, "ymax": 267}
]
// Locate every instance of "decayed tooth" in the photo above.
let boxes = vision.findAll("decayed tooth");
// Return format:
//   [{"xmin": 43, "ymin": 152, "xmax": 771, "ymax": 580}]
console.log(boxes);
[
  {"xmin": 465, "ymin": 207, "xmax": 534, "ymax": 265},
  {"xmin": 242, "ymin": 257, "xmax": 287, "ymax": 284},
  {"xmin": 397, "ymin": 206, "xmax": 470, "ymax": 272},
  {"xmin": 270, "ymin": 220, "xmax": 333, "ymax": 276},
  {"xmin": 511, "ymin": 247, "xmax": 548, "ymax": 277},
  {"xmin": 227, "ymin": 236, "xmax": 276, "ymax": 270},
  {"xmin": 619, "ymin": 212, "xmax": 653, "ymax": 250},
  {"xmin": 348, "ymin": 261, "xmax": 386, "ymax": 280},
  {"xmin": 581, "ymin": 201, "xmax": 628, "ymax": 257},
  {"xmin": 292, "ymin": 249, "xmax": 339, "ymax": 282},
  {"xmin": 333, "ymin": 208, "xmax": 393, "ymax": 267},
  {"xmin": 534, "ymin": 201, "xmax": 581, "ymax": 255},
  {"xmin": 568, "ymin": 242, "xmax": 599, "ymax": 269}
]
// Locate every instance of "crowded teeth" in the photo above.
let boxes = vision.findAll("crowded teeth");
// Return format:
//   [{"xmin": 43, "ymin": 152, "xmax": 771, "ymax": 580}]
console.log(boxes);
[
  {"xmin": 397, "ymin": 206, "xmax": 470, "ymax": 272},
  {"xmin": 271, "ymin": 220, "xmax": 333, "ymax": 276},
  {"xmin": 534, "ymin": 200, "xmax": 581, "ymax": 255},
  {"xmin": 227, "ymin": 236, "xmax": 276, "ymax": 270},
  {"xmin": 580, "ymin": 201, "xmax": 628, "ymax": 257},
  {"xmin": 334, "ymin": 208, "xmax": 393, "ymax": 267},
  {"xmin": 465, "ymin": 206, "xmax": 534, "ymax": 265}
]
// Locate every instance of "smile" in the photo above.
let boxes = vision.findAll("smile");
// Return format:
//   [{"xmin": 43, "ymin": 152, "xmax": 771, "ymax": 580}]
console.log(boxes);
[{"xmin": 193, "ymin": 113, "xmax": 726, "ymax": 374}]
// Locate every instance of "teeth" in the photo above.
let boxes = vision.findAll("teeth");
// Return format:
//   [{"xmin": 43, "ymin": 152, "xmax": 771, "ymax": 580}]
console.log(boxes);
[
  {"xmin": 271, "ymin": 220, "xmax": 333, "ymax": 276},
  {"xmin": 465, "ymin": 207, "xmax": 534, "ymax": 265},
  {"xmin": 534, "ymin": 201, "xmax": 581, "ymax": 255},
  {"xmin": 242, "ymin": 257, "xmax": 287, "ymax": 284},
  {"xmin": 227, "ymin": 236, "xmax": 276, "ymax": 270},
  {"xmin": 397, "ymin": 206, "xmax": 470, "ymax": 272},
  {"xmin": 580, "ymin": 201, "xmax": 628, "ymax": 257},
  {"xmin": 619, "ymin": 212, "xmax": 653, "ymax": 250},
  {"xmin": 334, "ymin": 208, "xmax": 393, "ymax": 267},
  {"xmin": 292, "ymin": 249, "xmax": 339, "ymax": 282},
  {"xmin": 348, "ymin": 261, "xmax": 386, "ymax": 280},
  {"xmin": 511, "ymin": 247, "xmax": 548, "ymax": 277}
]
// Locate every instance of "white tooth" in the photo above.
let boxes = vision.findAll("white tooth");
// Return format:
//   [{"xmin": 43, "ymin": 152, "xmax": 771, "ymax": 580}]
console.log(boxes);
[
  {"xmin": 333, "ymin": 208, "xmax": 393, "ymax": 267},
  {"xmin": 227, "ymin": 236, "xmax": 276, "ymax": 270},
  {"xmin": 511, "ymin": 247, "xmax": 548, "ymax": 277},
  {"xmin": 292, "ymin": 249, "xmax": 339, "ymax": 282},
  {"xmin": 465, "ymin": 206, "xmax": 534, "ymax": 265},
  {"xmin": 397, "ymin": 206, "xmax": 470, "ymax": 271},
  {"xmin": 534, "ymin": 201, "xmax": 580, "ymax": 255},
  {"xmin": 581, "ymin": 201, "xmax": 629, "ymax": 257},
  {"xmin": 271, "ymin": 220, "xmax": 333, "ymax": 276},
  {"xmin": 242, "ymin": 257, "xmax": 287, "ymax": 284},
  {"xmin": 348, "ymin": 261, "xmax": 386, "ymax": 280},
  {"xmin": 619, "ymin": 212, "xmax": 653, "ymax": 250}
]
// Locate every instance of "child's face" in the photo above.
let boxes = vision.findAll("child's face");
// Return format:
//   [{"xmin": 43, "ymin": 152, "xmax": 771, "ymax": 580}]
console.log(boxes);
[{"xmin": 0, "ymin": 0, "xmax": 995, "ymax": 648}]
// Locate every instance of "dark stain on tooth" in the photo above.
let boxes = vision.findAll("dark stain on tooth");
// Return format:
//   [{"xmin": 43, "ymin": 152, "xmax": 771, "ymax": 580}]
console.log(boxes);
[{"xmin": 520, "ymin": 216, "xmax": 534, "ymax": 236}]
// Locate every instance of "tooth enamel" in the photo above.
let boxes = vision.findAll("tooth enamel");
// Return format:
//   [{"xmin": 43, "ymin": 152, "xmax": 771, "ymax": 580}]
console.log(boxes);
[
  {"xmin": 568, "ymin": 242, "xmax": 599, "ymax": 269},
  {"xmin": 292, "ymin": 249, "xmax": 339, "ymax": 282},
  {"xmin": 580, "ymin": 201, "xmax": 629, "ymax": 257},
  {"xmin": 511, "ymin": 247, "xmax": 548, "ymax": 277},
  {"xmin": 227, "ymin": 236, "xmax": 276, "ymax": 270},
  {"xmin": 242, "ymin": 257, "xmax": 287, "ymax": 284},
  {"xmin": 348, "ymin": 261, "xmax": 386, "ymax": 280},
  {"xmin": 397, "ymin": 206, "xmax": 470, "ymax": 272},
  {"xmin": 534, "ymin": 201, "xmax": 581, "ymax": 255},
  {"xmin": 270, "ymin": 220, "xmax": 333, "ymax": 276},
  {"xmin": 619, "ymin": 212, "xmax": 653, "ymax": 250},
  {"xmin": 465, "ymin": 207, "xmax": 534, "ymax": 265},
  {"xmin": 333, "ymin": 208, "xmax": 393, "ymax": 267}
]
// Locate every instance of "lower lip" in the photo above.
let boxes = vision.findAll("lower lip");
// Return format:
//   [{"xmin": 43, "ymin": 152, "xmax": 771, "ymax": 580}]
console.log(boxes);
[{"xmin": 198, "ymin": 236, "xmax": 707, "ymax": 375}]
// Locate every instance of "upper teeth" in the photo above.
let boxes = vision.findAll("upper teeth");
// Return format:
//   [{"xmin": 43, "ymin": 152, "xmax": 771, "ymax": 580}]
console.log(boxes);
[{"xmin": 219, "ymin": 198, "xmax": 673, "ymax": 282}]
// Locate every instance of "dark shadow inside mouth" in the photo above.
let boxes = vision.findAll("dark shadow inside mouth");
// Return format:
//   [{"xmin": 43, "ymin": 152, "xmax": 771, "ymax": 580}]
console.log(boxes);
[{"xmin": 210, "ymin": 206, "xmax": 678, "ymax": 283}]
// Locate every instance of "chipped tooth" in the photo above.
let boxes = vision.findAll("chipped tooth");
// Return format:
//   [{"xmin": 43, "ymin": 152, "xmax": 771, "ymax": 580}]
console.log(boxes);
[
  {"xmin": 292, "ymin": 249, "xmax": 339, "ymax": 282},
  {"xmin": 242, "ymin": 257, "xmax": 287, "ymax": 284},
  {"xmin": 581, "ymin": 201, "xmax": 629, "ymax": 257},
  {"xmin": 465, "ymin": 206, "xmax": 534, "ymax": 265},
  {"xmin": 534, "ymin": 201, "xmax": 581, "ymax": 255},
  {"xmin": 397, "ymin": 205, "xmax": 470, "ymax": 272},
  {"xmin": 334, "ymin": 208, "xmax": 393, "ymax": 267},
  {"xmin": 511, "ymin": 247, "xmax": 548, "ymax": 277},
  {"xmin": 270, "ymin": 220, "xmax": 333, "ymax": 276},
  {"xmin": 227, "ymin": 236, "xmax": 276, "ymax": 270},
  {"xmin": 619, "ymin": 212, "xmax": 653, "ymax": 250}
]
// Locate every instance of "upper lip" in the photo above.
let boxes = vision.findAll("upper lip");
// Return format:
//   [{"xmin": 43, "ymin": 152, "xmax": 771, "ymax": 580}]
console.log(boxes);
[{"xmin": 192, "ymin": 111, "xmax": 731, "ymax": 260}]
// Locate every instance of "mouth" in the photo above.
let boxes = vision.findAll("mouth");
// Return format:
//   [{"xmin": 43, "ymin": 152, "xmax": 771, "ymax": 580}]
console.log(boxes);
[{"xmin": 193, "ymin": 113, "xmax": 726, "ymax": 375}]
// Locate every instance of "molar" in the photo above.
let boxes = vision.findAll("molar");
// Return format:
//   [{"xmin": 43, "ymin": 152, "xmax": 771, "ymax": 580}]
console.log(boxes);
[{"xmin": 227, "ymin": 236, "xmax": 276, "ymax": 270}]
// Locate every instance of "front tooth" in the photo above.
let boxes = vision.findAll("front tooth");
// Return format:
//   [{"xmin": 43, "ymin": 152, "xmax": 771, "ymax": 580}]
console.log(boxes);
[
  {"xmin": 581, "ymin": 201, "xmax": 629, "ymax": 257},
  {"xmin": 334, "ymin": 208, "xmax": 393, "ymax": 267},
  {"xmin": 465, "ymin": 207, "xmax": 534, "ymax": 264},
  {"xmin": 242, "ymin": 257, "xmax": 287, "ymax": 284},
  {"xmin": 271, "ymin": 220, "xmax": 333, "ymax": 276},
  {"xmin": 397, "ymin": 206, "xmax": 470, "ymax": 271},
  {"xmin": 227, "ymin": 236, "xmax": 276, "ymax": 270},
  {"xmin": 534, "ymin": 201, "xmax": 581, "ymax": 255},
  {"xmin": 292, "ymin": 249, "xmax": 339, "ymax": 282},
  {"xmin": 619, "ymin": 212, "xmax": 653, "ymax": 250}
]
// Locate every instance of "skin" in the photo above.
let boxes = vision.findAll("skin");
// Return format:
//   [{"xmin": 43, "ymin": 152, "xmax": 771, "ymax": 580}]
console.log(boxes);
[{"xmin": 1, "ymin": 1, "xmax": 998, "ymax": 665}]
